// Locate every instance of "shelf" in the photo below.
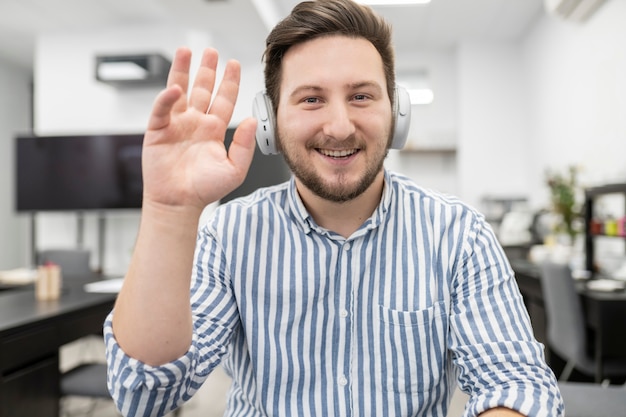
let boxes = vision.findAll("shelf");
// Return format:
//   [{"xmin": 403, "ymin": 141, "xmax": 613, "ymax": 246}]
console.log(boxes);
[
  {"xmin": 585, "ymin": 183, "xmax": 626, "ymax": 198},
  {"xmin": 584, "ymin": 183, "xmax": 626, "ymax": 272}
]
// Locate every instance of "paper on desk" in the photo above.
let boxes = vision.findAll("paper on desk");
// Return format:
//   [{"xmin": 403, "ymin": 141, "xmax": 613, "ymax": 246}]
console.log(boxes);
[
  {"xmin": 84, "ymin": 277, "xmax": 124, "ymax": 293},
  {"xmin": 586, "ymin": 279, "xmax": 626, "ymax": 292},
  {"xmin": 0, "ymin": 268, "xmax": 38, "ymax": 285}
]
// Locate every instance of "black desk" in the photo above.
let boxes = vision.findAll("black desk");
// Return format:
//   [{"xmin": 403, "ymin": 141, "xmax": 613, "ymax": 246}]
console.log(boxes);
[
  {"xmin": 0, "ymin": 281, "xmax": 116, "ymax": 417},
  {"xmin": 511, "ymin": 258, "xmax": 626, "ymax": 382}
]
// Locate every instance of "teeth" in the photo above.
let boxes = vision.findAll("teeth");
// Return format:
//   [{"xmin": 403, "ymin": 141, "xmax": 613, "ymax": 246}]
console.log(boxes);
[{"xmin": 319, "ymin": 149, "xmax": 357, "ymax": 158}]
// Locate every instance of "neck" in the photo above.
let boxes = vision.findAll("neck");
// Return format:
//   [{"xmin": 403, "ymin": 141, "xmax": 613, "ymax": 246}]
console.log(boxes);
[{"xmin": 296, "ymin": 171, "xmax": 385, "ymax": 238}]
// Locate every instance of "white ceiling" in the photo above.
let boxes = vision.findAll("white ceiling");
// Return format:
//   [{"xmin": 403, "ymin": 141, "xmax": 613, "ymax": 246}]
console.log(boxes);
[{"xmin": 0, "ymin": 0, "xmax": 544, "ymax": 71}]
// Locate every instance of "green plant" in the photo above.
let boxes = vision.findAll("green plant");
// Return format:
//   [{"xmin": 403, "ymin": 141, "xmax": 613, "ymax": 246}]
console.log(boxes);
[{"xmin": 545, "ymin": 165, "xmax": 581, "ymax": 241}]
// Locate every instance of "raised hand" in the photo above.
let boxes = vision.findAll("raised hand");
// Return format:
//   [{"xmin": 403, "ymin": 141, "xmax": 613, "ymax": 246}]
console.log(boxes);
[{"xmin": 141, "ymin": 47, "xmax": 257, "ymax": 211}]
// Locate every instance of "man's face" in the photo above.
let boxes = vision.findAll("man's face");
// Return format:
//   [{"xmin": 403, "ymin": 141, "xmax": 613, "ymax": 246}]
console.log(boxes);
[{"xmin": 276, "ymin": 35, "xmax": 393, "ymax": 203}]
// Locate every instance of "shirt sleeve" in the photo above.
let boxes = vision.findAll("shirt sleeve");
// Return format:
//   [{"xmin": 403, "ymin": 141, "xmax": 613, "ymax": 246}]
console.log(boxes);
[
  {"xmin": 104, "ymin": 225, "xmax": 240, "ymax": 417},
  {"xmin": 449, "ymin": 214, "xmax": 564, "ymax": 417}
]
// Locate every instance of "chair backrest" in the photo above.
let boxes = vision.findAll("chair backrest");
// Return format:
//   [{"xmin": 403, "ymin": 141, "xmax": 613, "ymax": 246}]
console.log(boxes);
[
  {"xmin": 37, "ymin": 249, "xmax": 92, "ymax": 278},
  {"xmin": 539, "ymin": 261, "xmax": 587, "ymax": 364}
]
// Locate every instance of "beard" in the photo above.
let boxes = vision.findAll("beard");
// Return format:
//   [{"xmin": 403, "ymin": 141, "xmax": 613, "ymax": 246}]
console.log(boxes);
[{"xmin": 277, "ymin": 131, "xmax": 390, "ymax": 203}]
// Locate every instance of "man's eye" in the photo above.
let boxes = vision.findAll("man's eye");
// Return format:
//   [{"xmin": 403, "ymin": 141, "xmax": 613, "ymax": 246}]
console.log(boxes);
[
  {"xmin": 353, "ymin": 94, "xmax": 367, "ymax": 101},
  {"xmin": 304, "ymin": 97, "xmax": 319, "ymax": 104}
]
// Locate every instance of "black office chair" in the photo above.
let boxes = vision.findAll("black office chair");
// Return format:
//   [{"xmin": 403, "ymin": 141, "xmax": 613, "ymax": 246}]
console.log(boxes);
[
  {"xmin": 60, "ymin": 353, "xmax": 182, "ymax": 417},
  {"xmin": 559, "ymin": 381, "xmax": 626, "ymax": 417},
  {"xmin": 539, "ymin": 261, "xmax": 626, "ymax": 382},
  {"xmin": 60, "ymin": 363, "xmax": 112, "ymax": 416}
]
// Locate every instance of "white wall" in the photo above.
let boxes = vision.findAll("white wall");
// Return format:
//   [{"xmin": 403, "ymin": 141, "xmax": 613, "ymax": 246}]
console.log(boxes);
[
  {"xmin": 523, "ymin": 0, "xmax": 626, "ymax": 208},
  {"xmin": 390, "ymin": 48, "xmax": 459, "ymax": 197},
  {"xmin": 34, "ymin": 25, "xmax": 264, "ymax": 134},
  {"xmin": 0, "ymin": 58, "xmax": 31, "ymax": 269},
  {"xmin": 457, "ymin": 40, "xmax": 530, "ymax": 210}
]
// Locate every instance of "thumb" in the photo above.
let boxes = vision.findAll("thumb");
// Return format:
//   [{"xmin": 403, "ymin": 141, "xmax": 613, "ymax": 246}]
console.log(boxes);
[{"xmin": 229, "ymin": 117, "xmax": 258, "ymax": 180}]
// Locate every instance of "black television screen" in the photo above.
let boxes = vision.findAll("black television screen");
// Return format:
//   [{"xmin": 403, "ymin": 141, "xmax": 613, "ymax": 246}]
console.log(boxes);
[
  {"xmin": 15, "ymin": 130, "xmax": 292, "ymax": 212},
  {"xmin": 15, "ymin": 134, "xmax": 144, "ymax": 211}
]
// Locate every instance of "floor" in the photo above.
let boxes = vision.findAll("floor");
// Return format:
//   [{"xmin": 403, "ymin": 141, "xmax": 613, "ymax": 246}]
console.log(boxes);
[{"xmin": 62, "ymin": 338, "xmax": 469, "ymax": 417}]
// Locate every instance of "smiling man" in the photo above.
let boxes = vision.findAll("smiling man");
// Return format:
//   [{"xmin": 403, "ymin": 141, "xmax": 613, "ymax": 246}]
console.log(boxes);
[
  {"xmin": 277, "ymin": 35, "xmax": 393, "ymax": 236},
  {"xmin": 105, "ymin": 1, "xmax": 563, "ymax": 416}
]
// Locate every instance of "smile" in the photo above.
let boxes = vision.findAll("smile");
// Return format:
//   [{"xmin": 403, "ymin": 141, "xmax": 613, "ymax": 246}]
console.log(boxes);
[{"xmin": 318, "ymin": 148, "xmax": 359, "ymax": 158}]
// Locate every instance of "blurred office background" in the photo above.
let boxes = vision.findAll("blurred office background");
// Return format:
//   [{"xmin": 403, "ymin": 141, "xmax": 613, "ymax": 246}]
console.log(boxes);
[
  {"xmin": 2, "ymin": 0, "xmax": 626, "ymax": 274},
  {"xmin": 1, "ymin": 0, "xmax": 625, "ymax": 274},
  {"xmin": 1, "ymin": 0, "xmax": 626, "ymax": 415}
]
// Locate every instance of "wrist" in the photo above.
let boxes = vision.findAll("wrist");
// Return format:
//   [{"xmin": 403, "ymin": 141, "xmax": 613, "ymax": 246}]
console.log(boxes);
[{"xmin": 140, "ymin": 199, "xmax": 204, "ymax": 234}]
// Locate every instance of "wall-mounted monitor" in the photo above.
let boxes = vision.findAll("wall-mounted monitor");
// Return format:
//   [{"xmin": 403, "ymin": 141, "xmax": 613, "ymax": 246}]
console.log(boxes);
[
  {"xmin": 15, "ymin": 130, "xmax": 292, "ymax": 212},
  {"xmin": 15, "ymin": 133, "xmax": 144, "ymax": 212}
]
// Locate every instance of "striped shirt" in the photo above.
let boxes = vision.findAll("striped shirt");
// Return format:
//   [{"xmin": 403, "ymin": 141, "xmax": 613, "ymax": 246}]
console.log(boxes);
[{"xmin": 104, "ymin": 169, "xmax": 563, "ymax": 417}]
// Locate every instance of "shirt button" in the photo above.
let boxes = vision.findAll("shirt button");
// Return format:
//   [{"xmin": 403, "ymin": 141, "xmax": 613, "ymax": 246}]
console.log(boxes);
[
  {"xmin": 338, "ymin": 375, "xmax": 348, "ymax": 386},
  {"xmin": 339, "ymin": 309, "xmax": 349, "ymax": 318},
  {"xmin": 343, "ymin": 243, "xmax": 351, "ymax": 251}
]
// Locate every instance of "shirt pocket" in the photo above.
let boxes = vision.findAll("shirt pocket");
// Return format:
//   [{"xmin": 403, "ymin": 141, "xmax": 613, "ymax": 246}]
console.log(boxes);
[{"xmin": 376, "ymin": 301, "xmax": 447, "ymax": 394}]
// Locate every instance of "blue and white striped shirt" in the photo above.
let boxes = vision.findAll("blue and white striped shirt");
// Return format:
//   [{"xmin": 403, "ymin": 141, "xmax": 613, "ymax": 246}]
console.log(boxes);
[{"xmin": 105, "ymin": 169, "xmax": 563, "ymax": 417}]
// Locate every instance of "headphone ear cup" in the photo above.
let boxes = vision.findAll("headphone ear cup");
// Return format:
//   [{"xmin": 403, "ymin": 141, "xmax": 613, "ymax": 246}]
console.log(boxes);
[
  {"xmin": 252, "ymin": 91, "xmax": 279, "ymax": 155},
  {"xmin": 390, "ymin": 85, "xmax": 411, "ymax": 150}
]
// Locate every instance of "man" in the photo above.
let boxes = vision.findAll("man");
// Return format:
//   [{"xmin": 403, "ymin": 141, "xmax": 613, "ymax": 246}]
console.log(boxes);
[{"xmin": 105, "ymin": 1, "xmax": 563, "ymax": 416}]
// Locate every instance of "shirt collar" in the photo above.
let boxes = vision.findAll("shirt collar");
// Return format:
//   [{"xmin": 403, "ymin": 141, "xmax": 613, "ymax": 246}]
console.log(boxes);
[{"xmin": 286, "ymin": 169, "xmax": 394, "ymax": 240}]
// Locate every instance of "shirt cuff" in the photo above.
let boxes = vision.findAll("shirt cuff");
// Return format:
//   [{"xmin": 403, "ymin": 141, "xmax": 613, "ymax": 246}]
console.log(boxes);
[{"xmin": 104, "ymin": 311, "xmax": 198, "ymax": 391}]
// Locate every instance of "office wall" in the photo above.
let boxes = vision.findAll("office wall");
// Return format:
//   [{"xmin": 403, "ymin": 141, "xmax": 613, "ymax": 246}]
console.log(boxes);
[
  {"xmin": 34, "ymin": 25, "xmax": 264, "ymax": 134},
  {"xmin": 0, "ymin": 58, "xmax": 31, "ymax": 269},
  {"xmin": 457, "ymin": 41, "xmax": 530, "ymax": 210},
  {"xmin": 390, "ymin": 48, "xmax": 459, "ymax": 197},
  {"xmin": 523, "ymin": 0, "xmax": 626, "ymax": 207}
]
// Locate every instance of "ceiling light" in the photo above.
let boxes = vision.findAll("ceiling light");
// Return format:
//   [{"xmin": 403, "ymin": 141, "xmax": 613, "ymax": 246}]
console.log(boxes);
[
  {"xmin": 408, "ymin": 88, "xmax": 434, "ymax": 105},
  {"xmin": 95, "ymin": 54, "xmax": 171, "ymax": 87},
  {"xmin": 97, "ymin": 62, "xmax": 149, "ymax": 81},
  {"xmin": 356, "ymin": 0, "xmax": 431, "ymax": 5}
]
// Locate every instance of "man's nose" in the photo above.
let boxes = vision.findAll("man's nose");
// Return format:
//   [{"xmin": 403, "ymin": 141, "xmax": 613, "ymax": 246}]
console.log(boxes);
[{"xmin": 322, "ymin": 102, "xmax": 356, "ymax": 141}]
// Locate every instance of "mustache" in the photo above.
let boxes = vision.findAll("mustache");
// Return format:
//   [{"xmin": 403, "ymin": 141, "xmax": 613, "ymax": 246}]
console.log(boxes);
[{"xmin": 310, "ymin": 135, "xmax": 360, "ymax": 149}]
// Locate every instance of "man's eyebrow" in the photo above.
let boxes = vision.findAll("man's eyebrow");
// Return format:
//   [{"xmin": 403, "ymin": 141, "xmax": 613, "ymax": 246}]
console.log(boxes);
[
  {"xmin": 348, "ymin": 81, "xmax": 384, "ymax": 93},
  {"xmin": 289, "ymin": 85, "xmax": 324, "ymax": 99}
]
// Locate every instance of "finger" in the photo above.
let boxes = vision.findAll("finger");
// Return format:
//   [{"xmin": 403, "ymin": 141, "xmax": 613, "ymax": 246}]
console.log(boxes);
[
  {"xmin": 228, "ymin": 117, "xmax": 257, "ymax": 180},
  {"xmin": 206, "ymin": 59, "xmax": 241, "ymax": 124},
  {"xmin": 188, "ymin": 48, "xmax": 219, "ymax": 113},
  {"xmin": 166, "ymin": 47, "xmax": 193, "ymax": 114},
  {"xmin": 146, "ymin": 85, "xmax": 184, "ymax": 132}
]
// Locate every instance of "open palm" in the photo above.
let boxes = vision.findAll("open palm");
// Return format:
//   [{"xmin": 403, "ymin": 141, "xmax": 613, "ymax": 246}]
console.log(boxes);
[{"xmin": 141, "ymin": 47, "xmax": 256, "ymax": 210}]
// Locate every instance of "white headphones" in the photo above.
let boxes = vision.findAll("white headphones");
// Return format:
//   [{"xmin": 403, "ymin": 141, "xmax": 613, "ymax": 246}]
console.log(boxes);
[{"xmin": 252, "ymin": 84, "xmax": 411, "ymax": 155}]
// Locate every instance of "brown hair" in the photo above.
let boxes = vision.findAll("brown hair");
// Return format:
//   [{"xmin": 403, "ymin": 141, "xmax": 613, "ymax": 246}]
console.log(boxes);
[{"xmin": 263, "ymin": 0, "xmax": 395, "ymax": 112}]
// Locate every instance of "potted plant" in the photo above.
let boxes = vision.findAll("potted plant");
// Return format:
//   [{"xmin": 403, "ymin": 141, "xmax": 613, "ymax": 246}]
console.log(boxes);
[{"xmin": 545, "ymin": 165, "xmax": 581, "ymax": 244}]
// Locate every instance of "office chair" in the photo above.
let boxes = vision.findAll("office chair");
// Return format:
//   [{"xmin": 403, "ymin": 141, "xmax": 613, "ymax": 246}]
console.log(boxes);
[
  {"xmin": 60, "ymin": 363, "xmax": 111, "ymax": 417},
  {"xmin": 539, "ymin": 261, "xmax": 626, "ymax": 382},
  {"xmin": 60, "ymin": 353, "xmax": 182, "ymax": 417},
  {"xmin": 559, "ymin": 381, "xmax": 626, "ymax": 417},
  {"xmin": 37, "ymin": 248, "xmax": 93, "ymax": 279}
]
